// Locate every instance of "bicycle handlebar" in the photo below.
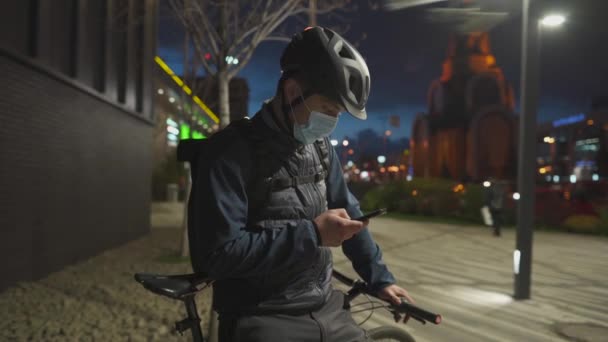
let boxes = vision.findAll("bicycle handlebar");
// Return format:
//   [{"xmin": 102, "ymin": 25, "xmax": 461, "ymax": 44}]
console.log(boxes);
[
  {"xmin": 332, "ymin": 269, "xmax": 442, "ymax": 325},
  {"xmin": 396, "ymin": 299, "xmax": 442, "ymax": 325}
]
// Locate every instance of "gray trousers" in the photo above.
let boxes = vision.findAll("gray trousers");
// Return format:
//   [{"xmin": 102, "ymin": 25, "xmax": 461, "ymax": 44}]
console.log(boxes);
[{"xmin": 218, "ymin": 290, "xmax": 371, "ymax": 342}]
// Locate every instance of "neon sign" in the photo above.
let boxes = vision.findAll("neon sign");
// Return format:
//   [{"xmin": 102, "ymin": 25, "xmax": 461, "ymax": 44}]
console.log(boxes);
[{"xmin": 552, "ymin": 113, "xmax": 585, "ymax": 128}]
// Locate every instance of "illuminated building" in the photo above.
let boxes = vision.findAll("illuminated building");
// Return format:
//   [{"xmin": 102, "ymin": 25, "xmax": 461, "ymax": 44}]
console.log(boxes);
[
  {"xmin": 536, "ymin": 97, "xmax": 608, "ymax": 184},
  {"xmin": 152, "ymin": 56, "xmax": 220, "ymax": 172},
  {"xmin": 411, "ymin": 32, "xmax": 517, "ymax": 181}
]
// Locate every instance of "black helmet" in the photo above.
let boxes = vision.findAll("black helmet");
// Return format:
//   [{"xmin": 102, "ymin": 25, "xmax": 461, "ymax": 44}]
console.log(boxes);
[{"xmin": 280, "ymin": 26, "xmax": 370, "ymax": 120}]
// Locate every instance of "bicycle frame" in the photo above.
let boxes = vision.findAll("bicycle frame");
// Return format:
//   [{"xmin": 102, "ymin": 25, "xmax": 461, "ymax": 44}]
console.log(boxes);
[
  {"xmin": 177, "ymin": 294, "xmax": 205, "ymax": 342},
  {"xmin": 134, "ymin": 270, "xmax": 441, "ymax": 342}
]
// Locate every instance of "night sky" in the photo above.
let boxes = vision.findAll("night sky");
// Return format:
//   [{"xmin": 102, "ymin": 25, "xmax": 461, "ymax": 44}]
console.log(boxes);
[{"xmin": 157, "ymin": 0, "xmax": 608, "ymax": 142}]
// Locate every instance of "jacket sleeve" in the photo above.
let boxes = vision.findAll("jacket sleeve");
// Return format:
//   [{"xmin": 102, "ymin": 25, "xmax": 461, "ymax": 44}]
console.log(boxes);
[
  {"xmin": 325, "ymin": 141, "xmax": 396, "ymax": 292},
  {"xmin": 188, "ymin": 141, "xmax": 320, "ymax": 280}
]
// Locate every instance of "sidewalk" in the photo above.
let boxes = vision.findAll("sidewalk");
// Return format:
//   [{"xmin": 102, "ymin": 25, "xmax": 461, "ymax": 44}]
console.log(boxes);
[
  {"xmin": 0, "ymin": 201, "xmax": 210, "ymax": 341},
  {"xmin": 332, "ymin": 217, "xmax": 608, "ymax": 342},
  {"xmin": 2, "ymin": 202, "xmax": 606, "ymax": 341}
]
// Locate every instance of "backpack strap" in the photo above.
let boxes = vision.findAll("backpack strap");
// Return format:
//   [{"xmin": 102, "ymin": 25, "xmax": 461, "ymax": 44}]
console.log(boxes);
[
  {"xmin": 314, "ymin": 138, "xmax": 331, "ymax": 179},
  {"xmin": 243, "ymin": 116, "xmax": 290, "ymax": 218}
]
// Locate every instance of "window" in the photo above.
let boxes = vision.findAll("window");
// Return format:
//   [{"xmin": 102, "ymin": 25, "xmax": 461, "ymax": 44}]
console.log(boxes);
[
  {"xmin": 134, "ymin": 1, "xmax": 145, "ymax": 112},
  {"xmin": 113, "ymin": 0, "xmax": 128, "ymax": 103},
  {"xmin": 0, "ymin": 1, "xmax": 33, "ymax": 55}
]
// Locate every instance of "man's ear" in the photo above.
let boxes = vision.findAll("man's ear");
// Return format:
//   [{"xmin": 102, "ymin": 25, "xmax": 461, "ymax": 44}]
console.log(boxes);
[{"xmin": 282, "ymin": 78, "xmax": 300, "ymax": 104}]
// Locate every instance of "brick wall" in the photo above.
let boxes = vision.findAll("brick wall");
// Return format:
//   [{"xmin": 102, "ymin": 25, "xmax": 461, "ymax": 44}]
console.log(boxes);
[{"xmin": 0, "ymin": 54, "xmax": 153, "ymax": 290}]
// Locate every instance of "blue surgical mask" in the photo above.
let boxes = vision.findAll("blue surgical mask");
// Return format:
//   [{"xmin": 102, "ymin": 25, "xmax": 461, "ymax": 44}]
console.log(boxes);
[{"xmin": 289, "ymin": 97, "xmax": 339, "ymax": 145}]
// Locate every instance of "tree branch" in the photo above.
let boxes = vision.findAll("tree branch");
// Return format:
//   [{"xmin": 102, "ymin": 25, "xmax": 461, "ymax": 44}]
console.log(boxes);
[
  {"xmin": 263, "ymin": 36, "xmax": 293, "ymax": 43},
  {"xmin": 189, "ymin": 32, "xmax": 215, "ymax": 75},
  {"xmin": 186, "ymin": 0, "xmax": 222, "ymax": 56},
  {"xmin": 168, "ymin": 1, "xmax": 212, "ymax": 58}
]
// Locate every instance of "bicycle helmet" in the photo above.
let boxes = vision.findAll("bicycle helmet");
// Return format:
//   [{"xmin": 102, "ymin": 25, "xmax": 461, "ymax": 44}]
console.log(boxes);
[{"xmin": 280, "ymin": 26, "xmax": 371, "ymax": 120}]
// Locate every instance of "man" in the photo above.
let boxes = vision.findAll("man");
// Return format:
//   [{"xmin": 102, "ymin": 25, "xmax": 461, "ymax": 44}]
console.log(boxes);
[{"xmin": 188, "ymin": 26, "xmax": 413, "ymax": 342}]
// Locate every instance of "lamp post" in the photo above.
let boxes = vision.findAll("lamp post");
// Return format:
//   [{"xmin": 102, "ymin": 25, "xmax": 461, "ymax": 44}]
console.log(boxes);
[{"xmin": 515, "ymin": 0, "xmax": 565, "ymax": 300}]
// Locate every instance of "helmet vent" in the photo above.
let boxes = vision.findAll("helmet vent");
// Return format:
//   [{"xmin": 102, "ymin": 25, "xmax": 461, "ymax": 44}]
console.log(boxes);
[
  {"xmin": 322, "ymin": 27, "xmax": 335, "ymax": 40},
  {"xmin": 349, "ymin": 75, "xmax": 362, "ymax": 102},
  {"xmin": 338, "ymin": 46, "xmax": 354, "ymax": 60}
]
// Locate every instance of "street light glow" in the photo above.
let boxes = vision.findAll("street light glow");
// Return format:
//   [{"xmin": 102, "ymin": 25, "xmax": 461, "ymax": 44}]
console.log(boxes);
[
  {"xmin": 166, "ymin": 126, "xmax": 180, "ymax": 135},
  {"xmin": 330, "ymin": 139, "xmax": 339, "ymax": 146},
  {"xmin": 513, "ymin": 192, "xmax": 521, "ymax": 200},
  {"xmin": 166, "ymin": 118, "xmax": 178, "ymax": 127},
  {"xmin": 377, "ymin": 155, "xmax": 386, "ymax": 164},
  {"xmin": 342, "ymin": 140, "xmax": 349, "ymax": 147},
  {"xmin": 225, "ymin": 55, "xmax": 239, "ymax": 65},
  {"xmin": 541, "ymin": 14, "xmax": 565, "ymax": 28},
  {"xmin": 483, "ymin": 181, "xmax": 491, "ymax": 188}
]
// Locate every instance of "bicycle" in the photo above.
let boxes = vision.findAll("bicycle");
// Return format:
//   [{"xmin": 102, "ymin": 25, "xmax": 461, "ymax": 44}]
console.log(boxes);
[{"xmin": 134, "ymin": 269, "xmax": 441, "ymax": 341}]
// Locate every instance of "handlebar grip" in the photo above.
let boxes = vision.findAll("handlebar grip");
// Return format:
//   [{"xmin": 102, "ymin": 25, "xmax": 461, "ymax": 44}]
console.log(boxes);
[{"xmin": 399, "ymin": 300, "xmax": 442, "ymax": 325}]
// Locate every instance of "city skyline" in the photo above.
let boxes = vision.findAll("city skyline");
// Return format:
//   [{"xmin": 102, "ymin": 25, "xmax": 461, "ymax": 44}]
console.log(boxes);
[{"xmin": 157, "ymin": 0, "xmax": 608, "ymax": 142}]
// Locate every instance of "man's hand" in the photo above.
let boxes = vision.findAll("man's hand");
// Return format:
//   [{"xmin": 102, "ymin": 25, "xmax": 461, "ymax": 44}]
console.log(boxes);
[
  {"xmin": 378, "ymin": 284, "xmax": 415, "ymax": 324},
  {"xmin": 313, "ymin": 209, "xmax": 369, "ymax": 247}
]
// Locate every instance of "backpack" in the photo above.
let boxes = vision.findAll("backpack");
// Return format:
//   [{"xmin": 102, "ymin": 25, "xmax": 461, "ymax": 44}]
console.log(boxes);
[{"xmin": 176, "ymin": 116, "xmax": 331, "ymax": 217}]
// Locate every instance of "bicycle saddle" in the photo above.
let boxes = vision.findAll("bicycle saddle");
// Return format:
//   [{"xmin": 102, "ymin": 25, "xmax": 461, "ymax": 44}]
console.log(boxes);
[{"xmin": 134, "ymin": 272, "xmax": 213, "ymax": 300}]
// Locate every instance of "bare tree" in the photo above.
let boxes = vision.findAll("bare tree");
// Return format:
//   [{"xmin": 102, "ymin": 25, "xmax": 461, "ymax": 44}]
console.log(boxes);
[{"xmin": 168, "ymin": 0, "xmax": 356, "ymax": 129}]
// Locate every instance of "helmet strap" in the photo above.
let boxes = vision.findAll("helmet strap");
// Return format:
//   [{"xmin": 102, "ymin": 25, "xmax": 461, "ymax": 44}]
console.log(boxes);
[{"xmin": 280, "ymin": 84, "xmax": 315, "ymax": 126}]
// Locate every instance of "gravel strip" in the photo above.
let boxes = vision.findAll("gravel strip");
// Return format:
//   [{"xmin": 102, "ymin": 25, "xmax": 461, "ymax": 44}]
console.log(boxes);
[{"xmin": 0, "ymin": 224, "xmax": 212, "ymax": 341}]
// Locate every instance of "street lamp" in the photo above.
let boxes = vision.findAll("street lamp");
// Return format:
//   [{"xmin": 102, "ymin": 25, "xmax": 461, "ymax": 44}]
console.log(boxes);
[
  {"xmin": 515, "ymin": 0, "xmax": 566, "ymax": 300},
  {"xmin": 384, "ymin": 0, "xmax": 568, "ymax": 302},
  {"xmin": 540, "ymin": 14, "xmax": 566, "ymax": 27}
]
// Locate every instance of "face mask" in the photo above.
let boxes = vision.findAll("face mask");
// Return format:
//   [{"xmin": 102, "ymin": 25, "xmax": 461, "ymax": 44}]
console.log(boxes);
[{"xmin": 289, "ymin": 95, "xmax": 339, "ymax": 145}]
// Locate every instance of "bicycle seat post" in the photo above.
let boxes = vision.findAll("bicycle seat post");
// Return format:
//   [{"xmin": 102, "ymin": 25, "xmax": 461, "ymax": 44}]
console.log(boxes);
[{"xmin": 175, "ymin": 294, "xmax": 204, "ymax": 342}]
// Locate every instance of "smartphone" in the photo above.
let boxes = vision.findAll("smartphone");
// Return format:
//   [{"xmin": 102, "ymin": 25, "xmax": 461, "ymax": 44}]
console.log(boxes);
[{"xmin": 352, "ymin": 208, "xmax": 387, "ymax": 221}]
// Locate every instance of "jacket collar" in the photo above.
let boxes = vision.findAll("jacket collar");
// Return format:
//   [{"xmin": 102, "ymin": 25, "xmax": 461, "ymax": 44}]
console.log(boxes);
[{"xmin": 255, "ymin": 98, "xmax": 301, "ymax": 149}]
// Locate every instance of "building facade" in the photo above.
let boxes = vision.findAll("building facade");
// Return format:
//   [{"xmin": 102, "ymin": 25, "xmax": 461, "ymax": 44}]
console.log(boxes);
[
  {"xmin": 536, "ymin": 99, "xmax": 608, "ymax": 185},
  {"xmin": 151, "ymin": 57, "xmax": 222, "ymax": 200},
  {"xmin": 0, "ymin": 0, "xmax": 158, "ymax": 290}
]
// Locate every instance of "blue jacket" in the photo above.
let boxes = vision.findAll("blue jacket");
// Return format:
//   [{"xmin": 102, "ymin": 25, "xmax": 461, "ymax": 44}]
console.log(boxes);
[{"xmin": 187, "ymin": 102, "xmax": 395, "ymax": 314}]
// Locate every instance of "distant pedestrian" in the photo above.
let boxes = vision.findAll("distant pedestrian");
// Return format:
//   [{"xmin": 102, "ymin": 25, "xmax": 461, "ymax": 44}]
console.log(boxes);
[{"xmin": 484, "ymin": 179, "xmax": 505, "ymax": 237}]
